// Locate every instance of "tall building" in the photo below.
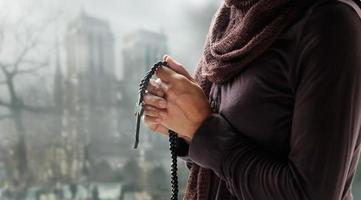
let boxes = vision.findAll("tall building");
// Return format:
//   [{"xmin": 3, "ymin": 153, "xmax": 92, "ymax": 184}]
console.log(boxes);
[
  {"xmin": 121, "ymin": 29, "xmax": 169, "ymax": 151},
  {"xmin": 121, "ymin": 29, "xmax": 168, "ymax": 114},
  {"xmin": 66, "ymin": 10, "xmax": 115, "ymax": 79},
  {"xmin": 122, "ymin": 29, "xmax": 168, "ymax": 86},
  {"xmin": 61, "ymin": 10, "xmax": 118, "ymax": 180}
]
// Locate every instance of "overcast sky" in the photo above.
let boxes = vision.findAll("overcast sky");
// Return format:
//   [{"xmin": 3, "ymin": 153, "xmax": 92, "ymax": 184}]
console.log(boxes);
[{"xmin": 0, "ymin": 0, "xmax": 220, "ymax": 78}]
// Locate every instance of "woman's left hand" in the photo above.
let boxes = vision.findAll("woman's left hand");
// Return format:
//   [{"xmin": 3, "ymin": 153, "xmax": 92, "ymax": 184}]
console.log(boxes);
[{"xmin": 143, "ymin": 55, "xmax": 211, "ymax": 143}]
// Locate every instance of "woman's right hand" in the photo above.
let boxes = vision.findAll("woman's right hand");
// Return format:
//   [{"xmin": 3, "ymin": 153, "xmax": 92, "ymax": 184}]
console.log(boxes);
[
  {"xmin": 142, "ymin": 79, "xmax": 170, "ymax": 136},
  {"xmin": 142, "ymin": 55, "xmax": 195, "ymax": 144}
]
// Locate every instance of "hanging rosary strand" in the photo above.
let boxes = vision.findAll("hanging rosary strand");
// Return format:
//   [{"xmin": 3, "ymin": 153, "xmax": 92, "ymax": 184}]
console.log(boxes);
[
  {"xmin": 134, "ymin": 61, "xmax": 179, "ymax": 200},
  {"xmin": 169, "ymin": 130, "xmax": 178, "ymax": 200}
]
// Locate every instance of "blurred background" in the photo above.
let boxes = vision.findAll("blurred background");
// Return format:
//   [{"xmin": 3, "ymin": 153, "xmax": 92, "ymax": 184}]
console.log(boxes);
[{"xmin": 0, "ymin": 0, "xmax": 359, "ymax": 199}]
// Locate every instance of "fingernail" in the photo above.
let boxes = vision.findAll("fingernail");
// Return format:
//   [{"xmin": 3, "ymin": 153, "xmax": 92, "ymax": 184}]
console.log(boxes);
[
  {"xmin": 163, "ymin": 54, "xmax": 169, "ymax": 61},
  {"xmin": 159, "ymin": 100, "xmax": 167, "ymax": 108}
]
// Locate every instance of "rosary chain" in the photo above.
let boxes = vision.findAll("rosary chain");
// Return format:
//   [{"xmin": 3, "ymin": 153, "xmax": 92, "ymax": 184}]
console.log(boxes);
[{"xmin": 134, "ymin": 61, "xmax": 178, "ymax": 200}]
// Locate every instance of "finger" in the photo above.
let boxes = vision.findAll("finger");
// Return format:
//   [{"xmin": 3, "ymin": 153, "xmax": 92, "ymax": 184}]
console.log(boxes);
[
  {"xmin": 143, "ymin": 114, "xmax": 161, "ymax": 124},
  {"xmin": 147, "ymin": 79, "xmax": 164, "ymax": 97},
  {"xmin": 143, "ymin": 105, "xmax": 168, "ymax": 119},
  {"xmin": 151, "ymin": 124, "xmax": 168, "ymax": 135},
  {"xmin": 156, "ymin": 65, "xmax": 176, "ymax": 83},
  {"xmin": 143, "ymin": 115, "xmax": 168, "ymax": 135},
  {"xmin": 163, "ymin": 55, "xmax": 194, "ymax": 81},
  {"xmin": 143, "ymin": 94, "xmax": 167, "ymax": 109}
]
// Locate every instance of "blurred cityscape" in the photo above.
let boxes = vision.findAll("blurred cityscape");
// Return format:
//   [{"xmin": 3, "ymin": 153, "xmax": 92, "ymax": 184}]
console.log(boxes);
[
  {"xmin": 0, "ymin": 8, "xmax": 189, "ymax": 200},
  {"xmin": 0, "ymin": 0, "xmax": 360, "ymax": 200},
  {"xmin": 0, "ymin": 0, "xmax": 222, "ymax": 198}
]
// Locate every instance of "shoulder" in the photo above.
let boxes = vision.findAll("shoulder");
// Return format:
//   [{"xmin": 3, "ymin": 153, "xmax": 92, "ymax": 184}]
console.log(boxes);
[
  {"xmin": 301, "ymin": 0, "xmax": 361, "ymax": 44},
  {"xmin": 309, "ymin": 0, "xmax": 361, "ymax": 18},
  {"xmin": 291, "ymin": 0, "xmax": 361, "ymax": 91},
  {"xmin": 295, "ymin": 0, "xmax": 361, "ymax": 63}
]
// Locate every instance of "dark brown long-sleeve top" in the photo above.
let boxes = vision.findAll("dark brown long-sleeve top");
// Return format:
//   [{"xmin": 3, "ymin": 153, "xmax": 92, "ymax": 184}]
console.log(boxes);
[{"xmin": 179, "ymin": 0, "xmax": 361, "ymax": 199}]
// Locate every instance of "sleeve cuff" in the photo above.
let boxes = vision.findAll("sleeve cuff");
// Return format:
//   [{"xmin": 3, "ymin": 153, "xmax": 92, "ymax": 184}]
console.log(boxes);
[
  {"xmin": 175, "ymin": 137, "xmax": 189, "ymax": 157},
  {"xmin": 189, "ymin": 113, "xmax": 240, "ymax": 174}
]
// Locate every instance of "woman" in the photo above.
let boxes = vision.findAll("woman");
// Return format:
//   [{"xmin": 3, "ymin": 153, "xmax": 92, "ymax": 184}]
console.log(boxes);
[{"xmin": 143, "ymin": 0, "xmax": 361, "ymax": 199}]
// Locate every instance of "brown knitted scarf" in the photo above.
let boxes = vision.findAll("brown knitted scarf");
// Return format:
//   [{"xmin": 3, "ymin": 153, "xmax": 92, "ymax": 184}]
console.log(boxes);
[{"xmin": 184, "ymin": 0, "xmax": 320, "ymax": 199}]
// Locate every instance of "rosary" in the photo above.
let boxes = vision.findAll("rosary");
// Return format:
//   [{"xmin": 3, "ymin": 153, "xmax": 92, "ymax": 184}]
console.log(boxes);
[{"xmin": 134, "ymin": 61, "xmax": 179, "ymax": 200}]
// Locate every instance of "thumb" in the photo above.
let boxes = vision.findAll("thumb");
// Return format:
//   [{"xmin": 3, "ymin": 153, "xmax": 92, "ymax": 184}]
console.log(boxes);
[{"xmin": 163, "ymin": 55, "xmax": 194, "ymax": 81}]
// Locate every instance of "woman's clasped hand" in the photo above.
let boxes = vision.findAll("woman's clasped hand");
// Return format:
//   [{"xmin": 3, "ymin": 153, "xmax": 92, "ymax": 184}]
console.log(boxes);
[{"xmin": 142, "ymin": 55, "xmax": 211, "ymax": 144}]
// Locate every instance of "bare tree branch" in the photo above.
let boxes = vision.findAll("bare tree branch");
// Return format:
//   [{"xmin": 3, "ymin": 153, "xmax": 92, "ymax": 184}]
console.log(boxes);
[
  {"xmin": 0, "ymin": 62, "xmax": 10, "ymax": 76},
  {"xmin": 11, "ymin": 39, "xmax": 39, "ymax": 75},
  {"xmin": 15, "ymin": 61, "xmax": 48, "ymax": 76}
]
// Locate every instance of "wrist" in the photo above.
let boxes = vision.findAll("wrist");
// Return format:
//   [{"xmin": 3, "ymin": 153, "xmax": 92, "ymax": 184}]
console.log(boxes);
[
  {"xmin": 188, "ymin": 111, "xmax": 211, "ymax": 142},
  {"xmin": 181, "ymin": 136, "xmax": 192, "ymax": 144}
]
